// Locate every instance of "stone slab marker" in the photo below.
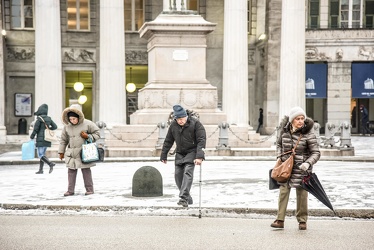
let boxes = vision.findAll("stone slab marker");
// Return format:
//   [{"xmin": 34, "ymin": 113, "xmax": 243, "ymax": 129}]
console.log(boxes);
[{"xmin": 132, "ymin": 166, "xmax": 163, "ymax": 197}]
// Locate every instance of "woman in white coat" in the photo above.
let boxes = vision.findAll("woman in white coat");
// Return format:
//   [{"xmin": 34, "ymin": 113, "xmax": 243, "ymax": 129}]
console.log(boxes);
[{"xmin": 58, "ymin": 105, "xmax": 100, "ymax": 196}]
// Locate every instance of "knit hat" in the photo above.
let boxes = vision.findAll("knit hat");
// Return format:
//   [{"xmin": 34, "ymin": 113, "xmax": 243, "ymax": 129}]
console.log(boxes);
[
  {"xmin": 173, "ymin": 104, "xmax": 187, "ymax": 118},
  {"xmin": 67, "ymin": 111, "xmax": 79, "ymax": 119},
  {"xmin": 288, "ymin": 106, "xmax": 306, "ymax": 122}
]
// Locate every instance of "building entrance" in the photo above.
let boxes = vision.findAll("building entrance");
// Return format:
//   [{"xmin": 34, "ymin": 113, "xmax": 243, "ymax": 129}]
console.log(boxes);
[{"xmin": 64, "ymin": 71, "xmax": 93, "ymax": 121}]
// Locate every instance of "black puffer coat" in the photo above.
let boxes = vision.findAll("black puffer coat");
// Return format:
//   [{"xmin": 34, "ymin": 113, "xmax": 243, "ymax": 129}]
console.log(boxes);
[
  {"xmin": 30, "ymin": 104, "xmax": 58, "ymax": 147},
  {"xmin": 276, "ymin": 116, "xmax": 321, "ymax": 187},
  {"xmin": 160, "ymin": 115, "xmax": 206, "ymax": 165}
]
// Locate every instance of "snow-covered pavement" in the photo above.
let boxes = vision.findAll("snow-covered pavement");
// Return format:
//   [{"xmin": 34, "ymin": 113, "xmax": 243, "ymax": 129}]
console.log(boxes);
[{"xmin": 0, "ymin": 136, "xmax": 373, "ymax": 217}]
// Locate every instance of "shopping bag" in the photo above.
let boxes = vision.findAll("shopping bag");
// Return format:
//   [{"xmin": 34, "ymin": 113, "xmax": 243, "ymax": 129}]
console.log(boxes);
[
  {"xmin": 81, "ymin": 139, "xmax": 100, "ymax": 163},
  {"xmin": 22, "ymin": 140, "xmax": 35, "ymax": 160},
  {"xmin": 97, "ymin": 147, "xmax": 105, "ymax": 162}
]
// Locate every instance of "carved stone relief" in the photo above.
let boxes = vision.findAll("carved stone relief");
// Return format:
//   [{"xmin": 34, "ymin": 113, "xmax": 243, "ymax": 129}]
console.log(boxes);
[
  {"xmin": 305, "ymin": 47, "xmax": 332, "ymax": 61},
  {"xmin": 336, "ymin": 48, "xmax": 343, "ymax": 61},
  {"xmin": 7, "ymin": 47, "xmax": 35, "ymax": 61},
  {"xmin": 358, "ymin": 46, "xmax": 373, "ymax": 60},
  {"xmin": 125, "ymin": 50, "xmax": 148, "ymax": 64},
  {"xmin": 62, "ymin": 48, "xmax": 96, "ymax": 63}
]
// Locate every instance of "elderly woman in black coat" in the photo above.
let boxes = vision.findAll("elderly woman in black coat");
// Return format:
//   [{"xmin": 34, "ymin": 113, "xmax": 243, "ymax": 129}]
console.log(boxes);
[{"xmin": 271, "ymin": 106, "xmax": 320, "ymax": 230}]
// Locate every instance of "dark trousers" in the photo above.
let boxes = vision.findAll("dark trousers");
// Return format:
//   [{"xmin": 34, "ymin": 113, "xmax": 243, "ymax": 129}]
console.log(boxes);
[
  {"xmin": 67, "ymin": 168, "xmax": 94, "ymax": 193},
  {"xmin": 361, "ymin": 120, "xmax": 370, "ymax": 134},
  {"xmin": 174, "ymin": 163, "xmax": 195, "ymax": 201}
]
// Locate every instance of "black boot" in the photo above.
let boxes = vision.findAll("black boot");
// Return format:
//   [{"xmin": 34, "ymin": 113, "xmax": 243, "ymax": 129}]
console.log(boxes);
[
  {"xmin": 36, "ymin": 160, "xmax": 44, "ymax": 174},
  {"xmin": 41, "ymin": 156, "xmax": 55, "ymax": 174}
]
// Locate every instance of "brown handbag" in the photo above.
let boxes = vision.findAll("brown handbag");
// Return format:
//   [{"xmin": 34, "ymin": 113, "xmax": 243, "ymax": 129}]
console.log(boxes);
[{"xmin": 271, "ymin": 135, "xmax": 302, "ymax": 182}]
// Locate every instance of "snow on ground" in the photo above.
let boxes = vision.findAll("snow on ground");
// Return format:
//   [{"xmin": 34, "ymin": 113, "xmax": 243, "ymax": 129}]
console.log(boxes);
[{"xmin": 0, "ymin": 136, "xmax": 373, "ymax": 217}]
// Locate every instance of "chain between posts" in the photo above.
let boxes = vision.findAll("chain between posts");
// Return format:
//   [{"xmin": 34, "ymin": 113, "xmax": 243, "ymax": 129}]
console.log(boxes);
[
  {"xmin": 106, "ymin": 124, "xmax": 275, "ymax": 144},
  {"xmin": 105, "ymin": 126, "xmax": 158, "ymax": 144},
  {"xmin": 228, "ymin": 127, "xmax": 277, "ymax": 144},
  {"xmin": 207, "ymin": 126, "xmax": 219, "ymax": 138}
]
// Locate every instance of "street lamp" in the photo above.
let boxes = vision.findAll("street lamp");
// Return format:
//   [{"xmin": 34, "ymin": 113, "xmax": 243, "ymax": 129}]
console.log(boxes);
[
  {"xmin": 78, "ymin": 95, "xmax": 87, "ymax": 104},
  {"xmin": 126, "ymin": 67, "xmax": 136, "ymax": 93},
  {"xmin": 74, "ymin": 72, "xmax": 84, "ymax": 92}
]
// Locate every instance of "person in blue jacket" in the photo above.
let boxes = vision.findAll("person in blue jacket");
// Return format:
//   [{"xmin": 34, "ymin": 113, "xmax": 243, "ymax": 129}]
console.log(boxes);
[{"xmin": 30, "ymin": 104, "xmax": 57, "ymax": 174}]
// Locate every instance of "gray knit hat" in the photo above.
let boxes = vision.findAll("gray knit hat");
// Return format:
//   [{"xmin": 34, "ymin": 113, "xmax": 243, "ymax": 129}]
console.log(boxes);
[
  {"xmin": 173, "ymin": 104, "xmax": 187, "ymax": 118},
  {"xmin": 288, "ymin": 106, "xmax": 306, "ymax": 122}
]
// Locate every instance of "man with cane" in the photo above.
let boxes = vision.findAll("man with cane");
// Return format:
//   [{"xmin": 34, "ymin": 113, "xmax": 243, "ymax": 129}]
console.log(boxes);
[{"xmin": 160, "ymin": 105, "xmax": 206, "ymax": 208}]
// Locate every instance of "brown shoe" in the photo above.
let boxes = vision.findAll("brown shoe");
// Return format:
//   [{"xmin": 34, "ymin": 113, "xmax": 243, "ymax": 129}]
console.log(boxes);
[
  {"xmin": 85, "ymin": 191, "xmax": 94, "ymax": 195},
  {"xmin": 270, "ymin": 220, "xmax": 284, "ymax": 228},
  {"xmin": 63, "ymin": 191, "xmax": 74, "ymax": 196},
  {"xmin": 299, "ymin": 222, "xmax": 307, "ymax": 230}
]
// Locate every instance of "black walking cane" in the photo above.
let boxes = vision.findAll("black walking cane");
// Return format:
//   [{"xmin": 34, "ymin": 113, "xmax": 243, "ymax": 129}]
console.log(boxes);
[{"xmin": 198, "ymin": 162, "xmax": 202, "ymax": 218}]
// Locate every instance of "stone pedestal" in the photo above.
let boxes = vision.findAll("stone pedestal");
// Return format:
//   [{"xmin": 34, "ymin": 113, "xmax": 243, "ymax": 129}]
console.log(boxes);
[{"xmin": 130, "ymin": 13, "xmax": 226, "ymax": 125}]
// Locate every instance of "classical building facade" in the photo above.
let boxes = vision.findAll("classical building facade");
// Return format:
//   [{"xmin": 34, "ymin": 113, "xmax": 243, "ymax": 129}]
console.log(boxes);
[{"xmin": 0, "ymin": 0, "xmax": 373, "ymax": 144}]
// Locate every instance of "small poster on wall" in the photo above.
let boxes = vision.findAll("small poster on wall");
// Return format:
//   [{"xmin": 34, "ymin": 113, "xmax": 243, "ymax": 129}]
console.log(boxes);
[{"xmin": 15, "ymin": 93, "xmax": 32, "ymax": 116}]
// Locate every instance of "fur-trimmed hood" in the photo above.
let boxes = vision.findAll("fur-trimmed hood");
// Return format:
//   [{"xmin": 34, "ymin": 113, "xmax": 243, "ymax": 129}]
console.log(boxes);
[
  {"xmin": 61, "ymin": 104, "xmax": 85, "ymax": 125},
  {"xmin": 279, "ymin": 115, "xmax": 315, "ymax": 135}
]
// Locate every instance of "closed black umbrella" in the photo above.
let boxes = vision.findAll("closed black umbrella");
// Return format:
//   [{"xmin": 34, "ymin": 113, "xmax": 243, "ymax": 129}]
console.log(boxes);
[{"xmin": 301, "ymin": 173, "xmax": 336, "ymax": 215}]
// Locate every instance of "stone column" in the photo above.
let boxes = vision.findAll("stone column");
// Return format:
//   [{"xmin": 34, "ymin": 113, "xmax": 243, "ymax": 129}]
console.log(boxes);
[
  {"xmin": 279, "ymin": 0, "xmax": 306, "ymax": 118},
  {"xmin": 99, "ymin": 0, "xmax": 126, "ymax": 125},
  {"xmin": 222, "ymin": 0, "xmax": 249, "ymax": 126},
  {"xmin": 0, "ymin": 1, "xmax": 6, "ymax": 142},
  {"xmin": 35, "ymin": 0, "xmax": 63, "ymax": 124},
  {"xmin": 328, "ymin": 62, "xmax": 351, "ymax": 125}
]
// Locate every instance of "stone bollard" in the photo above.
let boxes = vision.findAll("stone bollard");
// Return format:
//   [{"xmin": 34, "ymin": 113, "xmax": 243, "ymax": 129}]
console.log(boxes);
[
  {"xmin": 324, "ymin": 122, "xmax": 336, "ymax": 147},
  {"xmin": 339, "ymin": 121, "xmax": 352, "ymax": 148},
  {"xmin": 132, "ymin": 166, "xmax": 163, "ymax": 197},
  {"xmin": 155, "ymin": 122, "xmax": 168, "ymax": 149},
  {"xmin": 216, "ymin": 122, "xmax": 230, "ymax": 149},
  {"xmin": 95, "ymin": 121, "xmax": 106, "ymax": 148}
]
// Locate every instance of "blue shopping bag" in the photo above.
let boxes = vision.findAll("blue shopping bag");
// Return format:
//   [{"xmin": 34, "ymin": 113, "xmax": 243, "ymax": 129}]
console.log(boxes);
[{"xmin": 22, "ymin": 140, "xmax": 35, "ymax": 160}]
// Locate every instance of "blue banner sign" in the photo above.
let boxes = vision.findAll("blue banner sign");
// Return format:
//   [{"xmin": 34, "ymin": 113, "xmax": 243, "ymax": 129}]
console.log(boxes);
[
  {"xmin": 352, "ymin": 63, "xmax": 374, "ymax": 98},
  {"xmin": 305, "ymin": 63, "xmax": 327, "ymax": 98}
]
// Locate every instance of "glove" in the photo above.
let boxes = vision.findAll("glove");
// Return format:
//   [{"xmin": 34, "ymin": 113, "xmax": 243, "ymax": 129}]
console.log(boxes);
[
  {"xmin": 299, "ymin": 163, "xmax": 310, "ymax": 171},
  {"xmin": 59, "ymin": 153, "xmax": 64, "ymax": 160},
  {"xmin": 80, "ymin": 131, "xmax": 89, "ymax": 139}
]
